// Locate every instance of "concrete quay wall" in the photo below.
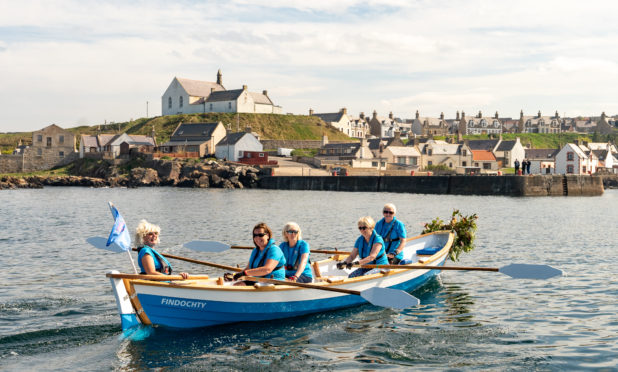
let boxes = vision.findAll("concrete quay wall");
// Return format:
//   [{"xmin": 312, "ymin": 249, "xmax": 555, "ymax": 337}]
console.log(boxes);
[{"xmin": 258, "ymin": 175, "xmax": 604, "ymax": 196}]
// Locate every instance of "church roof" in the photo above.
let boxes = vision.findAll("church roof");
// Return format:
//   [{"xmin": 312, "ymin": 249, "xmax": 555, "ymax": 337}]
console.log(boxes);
[{"xmin": 176, "ymin": 77, "xmax": 225, "ymax": 97}]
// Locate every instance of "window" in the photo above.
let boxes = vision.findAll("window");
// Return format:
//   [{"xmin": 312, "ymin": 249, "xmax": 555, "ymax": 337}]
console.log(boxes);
[
  {"xmin": 582, "ymin": 166, "xmax": 586, "ymax": 173},
  {"xmin": 210, "ymin": 103, "xmax": 213, "ymax": 110},
  {"xmin": 567, "ymin": 165, "xmax": 574, "ymax": 173},
  {"xmin": 259, "ymin": 153, "xmax": 265, "ymax": 157},
  {"xmin": 398, "ymin": 157, "xmax": 406, "ymax": 164},
  {"xmin": 483, "ymin": 163, "xmax": 491, "ymax": 169},
  {"xmin": 168, "ymin": 97, "xmax": 172, "ymax": 109},
  {"xmin": 428, "ymin": 161, "xmax": 433, "ymax": 166},
  {"xmin": 228, "ymin": 102, "xmax": 232, "ymax": 110},
  {"xmin": 59, "ymin": 135, "xmax": 64, "ymax": 144},
  {"xmin": 179, "ymin": 96, "xmax": 183, "ymax": 108},
  {"xmin": 567, "ymin": 152, "xmax": 574, "ymax": 161},
  {"xmin": 462, "ymin": 149, "xmax": 467, "ymax": 156},
  {"xmin": 37, "ymin": 148, "xmax": 42, "ymax": 156},
  {"xmin": 462, "ymin": 161, "xmax": 467, "ymax": 166},
  {"xmin": 372, "ymin": 162, "xmax": 378, "ymax": 167},
  {"xmin": 59, "ymin": 151, "xmax": 64, "ymax": 158},
  {"xmin": 475, "ymin": 162, "xmax": 479, "ymax": 167},
  {"xmin": 427, "ymin": 149, "xmax": 432, "ymax": 156},
  {"xmin": 449, "ymin": 162, "xmax": 453, "ymax": 168},
  {"xmin": 46, "ymin": 137, "xmax": 52, "ymax": 147},
  {"xmin": 37, "ymin": 135, "xmax": 42, "ymax": 142}
]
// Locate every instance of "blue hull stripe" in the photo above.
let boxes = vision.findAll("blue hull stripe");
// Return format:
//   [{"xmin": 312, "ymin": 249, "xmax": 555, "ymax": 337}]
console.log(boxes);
[{"xmin": 137, "ymin": 269, "xmax": 441, "ymax": 328}]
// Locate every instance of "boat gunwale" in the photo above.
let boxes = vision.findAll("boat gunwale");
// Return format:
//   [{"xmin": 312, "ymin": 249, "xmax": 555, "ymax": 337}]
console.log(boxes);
[{"xmin": 126, "ymin": 231, "xmax": 454, "ymax": 292}]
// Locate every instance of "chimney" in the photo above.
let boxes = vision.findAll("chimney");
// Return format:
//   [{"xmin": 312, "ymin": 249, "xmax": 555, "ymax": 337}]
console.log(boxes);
[
  {"xmin": 415, "ymin": 110, "xmax": 420, "ymax": 119},
  {"xmin": 520, "ymin": 110, "xmax": 524, "ymax": 119},
  {"xmin": 440, "ymin": 112, "xmax": 444, "ymax": 120},
  {"xmin": 601, "ymin": 111, "xmax": 606, "ymax": 119},
  {"xmin": 262, "ymin": 90, "xmax": 268, "ymax": 96},
  {"xmin": 538, "ymin": 110, "xmax": 542, "ymax": 118},
  {"xmin": 309, "ymin": 108, "xmax": 314, "ymax": 116},
  {"xmin": 394, "ymin": 131, "xmax": 400, "ymax": 141},
  {"xmin": 373, "ymin": 110, "xmax": 378, "ymax": 119},
  {"xmin": 495, "ymin": 111, "xmax": 499, "ymax": 119},
  {"xmin": 341, "ymin": 107, "xmax": 347, "ymax": 115},
  {"xmin": 242, "ymin": 85, "xmax": 247, "ymax": 91},
  {"xmin": 555, "ymin": 110, "xmax": 559, "ymax": 118},
  {"xmin": 464, "ymin": 139, "xmax": 469, "ymax": 147},
  {"xmin": 413, "ymin": 138, "xmax": 419, "ymax": 147},
  {"xmin": 245, "ymin": 126, "xmax": 252, "ymax": 134},
  {"xmin": 477, "ymin": 110, "xmax": 482, "ymax": 118},
  {"xmin": 583, "ymin": 140, "xmax": 589, "ymax": 147},
  {"xmin": 574, "ymin": 139, "xmax": 579, "ymax": 146},
  {"xmin": 321, "ymin": 135, "xmax": 329, "ymax": 146},
  {"xmin": 389, "ymin": 111, "xmax": 393, "ymax": 119},
  {"xmin": 456, "ymin": 111, "xmax": 460, "ymax": 121},
  {"xmin": 151, "ymin": 125, "xmax": 157, "ymax": 147},
  {"xmin": 217, "ymin": 69, "xmax": 222, "ymax": 85},
  {"xmin": 360, "ymin": 112, "xmax": 365, "ymax": 119},
  {"xmin": 461, "ymin": 111, "xmax": 466, "ymax": 119}
]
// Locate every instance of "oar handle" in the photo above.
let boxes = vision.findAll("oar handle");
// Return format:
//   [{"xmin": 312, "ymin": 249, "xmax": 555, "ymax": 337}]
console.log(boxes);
[
  {"xmin": 231, "ymin": 245, "xmax": 350, "ymax": 256},
  {"xmin": 244, "ymin": 276, "xmax": 360, "ymax": 295},
  {"xmin": 106, "ymin": 273, "xmax": 210, "ymax": 281},
  {"xmin": 132, "ymin": 247, "xmax": 241, "ymax": 272},
  {"xmin": 357, "ymin": 264, "xmax": 500, "ymax": 272}
]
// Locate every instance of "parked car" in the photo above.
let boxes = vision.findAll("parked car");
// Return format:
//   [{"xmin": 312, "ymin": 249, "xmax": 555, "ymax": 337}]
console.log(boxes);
[{"xmin": 331, "ymin": 167, "xmax": 348, "ymax": 176}]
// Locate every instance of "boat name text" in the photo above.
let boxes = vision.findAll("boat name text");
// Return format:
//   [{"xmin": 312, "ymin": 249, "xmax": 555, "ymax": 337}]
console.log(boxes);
[{"xmin": 161, "ymin": 297, "xmax": 207, "ymax": 309}]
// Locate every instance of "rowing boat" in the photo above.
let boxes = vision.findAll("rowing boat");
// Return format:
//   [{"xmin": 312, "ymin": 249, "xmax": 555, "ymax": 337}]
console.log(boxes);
[{"xmin": 108, "ymin": 231, "xmax": 454, "ymax": 329}]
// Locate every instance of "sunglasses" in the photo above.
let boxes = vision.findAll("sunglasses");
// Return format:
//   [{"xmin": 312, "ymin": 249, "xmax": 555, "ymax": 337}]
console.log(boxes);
[
  {"xmin": 253, "ymin": 233, "xmax": 268, "ymax": 237},
  {"xmin": 358, "ymin": 226, "xmax": 368, "ymax": 230},
  {"xmin": 286, "ymin": 230, "xmax": 298, "ymax": 234},
  {"xmin": 383, "ymin": 210, "xmax": 394, "ymax": 215}
]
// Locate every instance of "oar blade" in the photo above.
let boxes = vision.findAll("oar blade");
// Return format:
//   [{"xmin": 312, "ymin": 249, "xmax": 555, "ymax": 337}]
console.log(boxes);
[
  {"xmin": 184, "ymin": 240, "xmax": 231, "ymax": 253},
  {"xmin": 87, "ymin": 236, "xmax": 126, "ymax": 253},
  {"xmin": 360, "ymin": 287, "xmax": 420, "ymax": 309},
  {"xmin": 499, "ymin": 263, "xmax": 563, "ymax": 279}
]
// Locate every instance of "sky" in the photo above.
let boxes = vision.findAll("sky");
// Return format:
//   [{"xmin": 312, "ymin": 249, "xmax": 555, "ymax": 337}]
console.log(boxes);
[{"xmin": 1, "ymin": 0, "xmax": 618, "ymax": 132}]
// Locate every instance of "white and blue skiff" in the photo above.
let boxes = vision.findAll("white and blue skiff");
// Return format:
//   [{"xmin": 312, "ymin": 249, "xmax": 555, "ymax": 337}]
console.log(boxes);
[{"xmin": 108, "ymin": 231, "xmax": 454, "ymax": 330}]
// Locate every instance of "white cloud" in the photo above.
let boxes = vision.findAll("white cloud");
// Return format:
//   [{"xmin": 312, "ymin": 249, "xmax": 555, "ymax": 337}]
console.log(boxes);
[{"xmin": 2, "ymin": 0, "xmax": 618, "ymax": 131}]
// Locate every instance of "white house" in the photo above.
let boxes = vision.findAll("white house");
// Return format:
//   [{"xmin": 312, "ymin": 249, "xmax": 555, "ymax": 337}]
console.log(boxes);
[
  {"xmin": 215, "ymin": 131, "xmax": 262, "ymax": 162},
  {"xmin": 383, "ymin": 146, "xmax": 421, "ymax": 167},
  {"xmin": 162, "ymin": 71, "xmax": 282, "ymax": 116},
  {"xmin": 311, "ymin": 108, "xmax": 358, "ymax": 138},
  {"xmin": 555, "ymin": 141, "xmax": 599, "ymax": 174}
]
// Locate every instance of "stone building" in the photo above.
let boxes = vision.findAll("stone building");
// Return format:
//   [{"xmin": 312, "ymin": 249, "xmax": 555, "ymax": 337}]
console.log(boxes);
[
  {"xmin": 0, "ymin": 124, "xmax": 78, "ymax": 173},
  {"xmin": 518, "ymin": 110, "xmax": 561, "ymax": 133},
  {"xmin": 458, "ymin": 111, "xmax": 503, "ymax": 135},
  {"xmin": 411, "ymin": 110, "xmax": 450, "ymax": 137}
]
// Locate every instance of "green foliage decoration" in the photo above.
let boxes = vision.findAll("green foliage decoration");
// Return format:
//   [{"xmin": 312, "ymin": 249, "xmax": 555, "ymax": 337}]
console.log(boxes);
[{"xmin": 421, "ymin": 210, "xmax": 478, "ymax": 261}]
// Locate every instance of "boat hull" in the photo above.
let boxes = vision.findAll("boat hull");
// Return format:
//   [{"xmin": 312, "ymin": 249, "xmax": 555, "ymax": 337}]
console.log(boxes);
[{"xmin": 109, "ymin": 231, "xmax": 453, "ymax": 329}]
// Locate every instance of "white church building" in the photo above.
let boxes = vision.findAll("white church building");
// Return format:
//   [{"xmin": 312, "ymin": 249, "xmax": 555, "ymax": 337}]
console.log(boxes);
[{"xmin": 162, "ymin": 70, "xmax": 282, "ymax": 116}]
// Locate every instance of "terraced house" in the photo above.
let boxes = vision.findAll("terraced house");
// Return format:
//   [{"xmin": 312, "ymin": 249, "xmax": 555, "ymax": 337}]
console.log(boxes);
[
  {"xmin": 518, "ymin": 110, "xmax": 561, "ymax": 134},
  {"xmin": 458, "ymin": 111, "xmax": 502, "ymax": 135}
]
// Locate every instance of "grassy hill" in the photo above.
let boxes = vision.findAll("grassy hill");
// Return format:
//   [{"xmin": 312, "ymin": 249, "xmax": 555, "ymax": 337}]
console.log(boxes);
[{"xmin": 0, "ymin": 113, "xmax": 353, "ymax": 154}]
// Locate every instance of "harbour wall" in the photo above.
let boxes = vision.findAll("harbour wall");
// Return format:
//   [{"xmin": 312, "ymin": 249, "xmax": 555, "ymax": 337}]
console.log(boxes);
[{"xmin": 258, "ymin": 175, "xmax": 604, "ymax": 196}]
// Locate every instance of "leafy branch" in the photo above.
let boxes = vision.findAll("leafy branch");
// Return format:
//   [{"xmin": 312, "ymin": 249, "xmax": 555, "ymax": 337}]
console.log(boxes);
[{"xmin": 421, "ymin": 210, "xmax": 478, "ymax": 261}]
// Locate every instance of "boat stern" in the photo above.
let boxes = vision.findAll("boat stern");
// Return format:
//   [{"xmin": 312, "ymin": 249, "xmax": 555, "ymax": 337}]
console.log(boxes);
[{"xmin": 108, "ymin": 270, "xmax": 141, "ymax": 330}]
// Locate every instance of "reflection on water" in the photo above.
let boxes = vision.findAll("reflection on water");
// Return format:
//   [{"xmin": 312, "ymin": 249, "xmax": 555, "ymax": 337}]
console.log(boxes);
[{"xmin": 1, "ymin": 188, "xmax": 617, "ymax": 370}]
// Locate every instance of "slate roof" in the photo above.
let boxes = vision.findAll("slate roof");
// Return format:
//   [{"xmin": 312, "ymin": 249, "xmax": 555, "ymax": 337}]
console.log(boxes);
[
  {"xmin": 466, "ymin": 139, "xmax": 499, "ymax": 151},
  {"xmin": 217, "ymin": 132, "xmax": 248, "ymax": 146},
  {"xmin": 169, "ymin": 122, "xmax": 221, "ymax": 142},
  {"xmin": 250, "ymin": 92, "xmax": 273, "ymax": 105},
  {"xmin": 525, "ymin": 148, "xmax": 559, "ymax": 160},
  {"xmin": 206, "ymin": 89, "xmax": 244, "ymax": 102},
  {"xmin": 387, "ymin": 146, "xmax": 421, "ymax": 157},
  {"xmin": 176, "ymin": 77, "xmax": 224, "ymax": 97},
  {"xmin": 314, "ymin": 112, "xmax": 345, "ymax": 123},
  {"xmin": 496, "ymin": 140, "xmax": 516, "ymax": 151},
  {"xmin": 425, "ymin": 143, "xmax": 461, "ymax": 155}
]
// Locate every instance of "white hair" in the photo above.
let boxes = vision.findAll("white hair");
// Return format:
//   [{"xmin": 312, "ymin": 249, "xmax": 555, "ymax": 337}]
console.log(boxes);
[
  {"xmin": 383, "ymin": 203, "xmax": 397, "ymax": 214},
  {"xmin": 135, "ymin": 219, "xmax": 161, "ymax": 247},
  {"xmin": 282, "ymin": 221, "xmax": 302, "ymax": 242}
]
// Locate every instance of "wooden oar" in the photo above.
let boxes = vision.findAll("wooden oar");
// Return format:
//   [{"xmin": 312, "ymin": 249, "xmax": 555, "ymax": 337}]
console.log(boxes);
[
  {"xmin": 184, "ymin": 240, "xmax": 351, "ymax": 255},
  {"xmin": 243, "ymin": 276, "xmax": 420, "ymax": 309},
  {"xmin": 106, "ymin": 273, "xmax": 210, "ymax": 281},
  {"xmin": 129, "ymin": 247, "xmax": 243, "ymax": 272},
  {"xmin": 355, "ymin": 263, "xmax": 563, "ymax": 279}
]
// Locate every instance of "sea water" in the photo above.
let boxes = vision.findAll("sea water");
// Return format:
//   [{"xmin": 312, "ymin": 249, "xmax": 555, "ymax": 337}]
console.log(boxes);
[{"xmin": 1, "ymin": 187, "xmax": 617, "ymax": 371}]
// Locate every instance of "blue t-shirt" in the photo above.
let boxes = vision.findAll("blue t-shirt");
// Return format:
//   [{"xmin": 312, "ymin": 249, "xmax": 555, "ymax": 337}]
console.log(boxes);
[
  {"xmin": 280, "ymin": 239, "xmax": 312, "ymax": 278},
  {"xmin": 137, "ymin": 245, "xmax": 172, "ymax": 274},
  {"xmin": 248, "ymin": 239, "xmax": 286, "ymax": 280},
  {"xmin": 354, "ymin": 231, "xmax": 388, "ymax": 265},
  {"xmin": 375, "ymin": 217, "xmax": 407, "ymax": 260}
]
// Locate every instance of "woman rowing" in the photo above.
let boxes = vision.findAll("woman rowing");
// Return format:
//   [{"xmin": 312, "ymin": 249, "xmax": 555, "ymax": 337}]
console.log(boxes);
[
  {"xmin": 375, "ymin": 203, "xmax": 407, "ymax": 265},
  {"xmin": 135, "ymin": 220, "xmax": 189, "ymax": 279},
  {"xmin": 336, "ymin": 216, "xmax": 389, "ymax": 278},
  {"xmin": 280, "ymin": 222, "xmax": 313, "ymax": 283},
  {"xmin": 230, "ymin": 222, "xmax": 286, "ymax": 285}
]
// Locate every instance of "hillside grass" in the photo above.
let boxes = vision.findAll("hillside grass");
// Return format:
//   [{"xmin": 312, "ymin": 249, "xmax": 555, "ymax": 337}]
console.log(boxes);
[{"xmin": 0, "ymin": 113, "xmax": 352, "ymax": 154}]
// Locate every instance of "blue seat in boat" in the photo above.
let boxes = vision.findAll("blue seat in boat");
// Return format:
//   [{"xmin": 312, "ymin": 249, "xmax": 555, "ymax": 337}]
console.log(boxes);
[{"xmin": 415, "ymin": 246, "xmax": 441, "ymax": 255}]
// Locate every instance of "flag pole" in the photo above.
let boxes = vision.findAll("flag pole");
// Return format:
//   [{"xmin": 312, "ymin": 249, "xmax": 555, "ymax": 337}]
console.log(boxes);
[{"xmin": 109, "ymin": 202, "xmax": 138, "ymax": 274}]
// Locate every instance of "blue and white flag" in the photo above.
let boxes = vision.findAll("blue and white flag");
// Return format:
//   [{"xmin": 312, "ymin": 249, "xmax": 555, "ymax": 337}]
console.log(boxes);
[{"xmin": 107, "ymin": 203, "xmax": 132, "ymax": 251}]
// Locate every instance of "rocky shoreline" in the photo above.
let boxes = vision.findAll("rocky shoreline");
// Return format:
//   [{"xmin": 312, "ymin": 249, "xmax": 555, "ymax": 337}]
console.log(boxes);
[{"xmin": 0, "ymin": 159, "xmax": 263, "ymax": 190}]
